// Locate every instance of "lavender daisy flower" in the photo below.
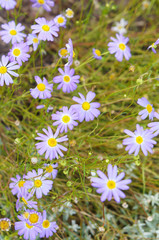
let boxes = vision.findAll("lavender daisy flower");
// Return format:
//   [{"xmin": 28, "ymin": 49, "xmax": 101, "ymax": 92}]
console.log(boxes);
[
  {"xmin": 31, "ymin": 0, "xmax": 54, "ymax": 12},
  {"xmin": 25, "ymin": 169, "xmax": 53, "ymax": 199},
  {"xmin": 44, "ymin": 163, "xmax": 58, "ymax": 179},
  {"xmin": 91, "ymin": 164, "xmax": 131, "ymax": 203},
  {"xmin": 58, "ymin": 48, "xmax": 68, "ymax": 59},
  {"xmin": 0, "ymin": 0, "xmax": 16, "ymax": 10},
  {"xmin": 66, "ymin": 38, "xmax": 74, "ymax": 66},
  {"xmin": 35, "ymin": 127, "xmax": 68, "ymax": 160},
  {"xmin": 54, "ymin": 14, "xmax": 67, "ymax": 28},
  {"xmin": 137, "ymin": 97, "xmax": 155, "ymax": 120},
  {"xmin": 92, "ymin": 48, "xmax": 102, "ymax": 60},
  {"xmin": 72, "ymin": 91, "xmax": 100, "ymax": 122},
  {"xmin": 108, "ymin": 34, "xmax": 131, "ymax": 62},
  {"xmin": 0, "ymin": 218, "xmax": 11, "ymax": 231},
  {"xmin": 16, "ymin": 188, "xmax": 38, "ymax": 211},
  {"xmin": 148, "ymin": 112, "xmax": 159, "ymax": 136},
  {"xmin": 9, "ymin": 174, "xmax": 31, "ymax": 198},
  {"xmin": 40, "ymin": 210, "xmax": 58, "ymax": 238},
  {"xmin": 65, "ymin": 8, "xmax": 74, "ymax": 18},
  {"xmin": 53, "ymin": 65, "xmax": 80, "ymax": 93},
  {"xmin": 26, "ymin": 209, "xmax": 42, "ymax": 226},
  {"xmin": 27, "ymin": 34, "xmax": 40, "ymax": 51},
  {"xmin": 8, "ymin": 42, "xmax": 30, "ymax": 66},
  {"xmin": 0, "ymin": 21, "xmax": 26, "ymax": 44},
  {"xmin": 123, "ymin": 124, "xmax": 157, "ymax": 156},
  {"xmin": 30, "ymin": 76, "xmax": 53, "ymax": 99},
  {"xmin": 0, "ymin": 55, "xmax": 20, "ymax": 86},
  {"xmin": 52, "ymin": 106, "xmax": 78, "ymax": 133},
  {"xmin": 148, "ymin": 39, "xmax": 159, "ymax": 53},
  {"xmin": 15, "ymin": 214, "xmax": 41, "ymax": 240},
  {"xmin": 31, "ymin": 17, "xmax": 59, "ymax": 41}
]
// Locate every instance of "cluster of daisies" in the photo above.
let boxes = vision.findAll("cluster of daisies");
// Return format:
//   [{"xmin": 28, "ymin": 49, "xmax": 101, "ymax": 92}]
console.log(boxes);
[
  {"xmin": 1, "ymin": 1, "xmax": 159, "ymax": 239},
  {"xmin": 123, "ymin": 97, "xmax": 159, "ymax": 156},
  {"xmin": 0, "ymin": 2, "xmax": 74, "ymax": 85},
  {"xmin": 7, "ymin": 164, "xmax": 58, "ymax": 238}
]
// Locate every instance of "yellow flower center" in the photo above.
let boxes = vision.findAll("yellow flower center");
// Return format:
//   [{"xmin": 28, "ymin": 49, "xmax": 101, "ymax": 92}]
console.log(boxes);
[
  {"xmin": 0, "ymin": 220, "xmax": 10, "ymax": 231},
  {"xmin": 48, "ymin": 138, "xmax": 57, "ymax": 147},
  {"xmin": 23, "ymin": 212, "xmax": 29, "ymax": 219},
  {"xmin": 33, "ymin": 37, "xmax": 38, "ymax": 43},
  {"xmin": 146, "ymin": 104, "xmax": 152, "ymax": 113},
  {"xmin": 0, "ymin": 66, "xmax": 7, "ymax": 74},
  {"xmin": 38, "ymin": 0, "xmax": 45, "ymax": 4},
  {"xmin": 63, "ymin": 75, "xmax": 71, "ymax": 83},
  {"xmin": 18, "ymin": 180, "xmax": 25, "ymax": 188},
  {"xmin": 82, "ymin": 102, "xmax": 90, "ymax": 111},
  {"xmin": 119, "ymin": 43, "xmax": 126, "ymax": 51},
  {"xmin": 29, "ymin": 213, "xmax": 39, "ymax": 224},
  {"xmin": 13, "ymin": 48, "xmax": 21, "ymax": 57},
  {"xmin": 107, "ymin": 180, "xmax": 116, "ymax": 189},
  {"xmin": 136, "ymin": 136, "xmax": 143, "ymax": 144},
  {"xmin": 37, "ymin": 83, "xmax": 46, "ymax": 91},
  {"xmin": 22, "ymin": 197, "xmax": 28, "ymax": 205},
  {"xmin": 42, "ymin": 25, "xmax": 50, "ymax": 31},
  {"xmin": 42, "ymin": 220, "xmax": 50, "ymax": 229},
  {"xmin": 62, "ymin": 115, "xmax": 70, "ymax": 123},
  {"xmin": 60, "ymin": 48, "xmax": 68, "ymax": 57},
  {"xmin": 73, "ymin": 50, "xmax": 75, "ymax": 58},
  {"xmin": 66, "ymin": 9, "xmax": 74, "ymax": 17},
  {"xmin": 34, "ymin": 179, "xmax": 42, "ymax": 188},
  {"xmin": 10, "ymin": 29, "xmax": 17, "ymax": 35},
  {"xmin": 143, "ymin": 2, "xmax": 149, "ymax": 8},
  {"xmin": 57, "ymin": 17, "xmax": 64, "ymax": 24},
  {"xmin": 95, "ymin": 49, "xmax": 101, "ymax": 57},
  {"xmin": 26, "ymin": 223, "xmax": 33, "ymax": 229},
  {"xmin": 46, "ymin": 165, "xmax": 53, "ymax": 173}
]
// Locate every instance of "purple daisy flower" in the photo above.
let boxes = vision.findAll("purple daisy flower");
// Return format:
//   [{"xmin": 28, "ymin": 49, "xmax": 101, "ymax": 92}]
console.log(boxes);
[
  {"xmin": 40, "ymin": 210, "xmax": 58, "ymax": 238},
  {"xmin": 54, "ymin": 14, "xmax": 67, "ymax": 28},
  {"xmin": 9, "ymin": 174, "xmax": 31, "ymax": 198},
  {"xmin": 66, "ymin": 38, "xmax": 74, "ymax": 66},
  {"xmin": 0, "ymin": 21, "xmax": 26, "ymax": 44},
  {"xmin": 53, "ymin": 65, "xmax": 80, "ymax": 93},
  {"xmin": 35, "ymin": 127, "xmax": 68, "ymax": 160},
  {"xmin": 72, "ymin": 91, "xmax": 100, "ymax": 122},
  {"xmin": 52, "ymin": 106, "xmax": 78, "ymax": 133},
  {"xmin": 15, "ymin": 214, "xmax": 42, "ymax": 240},
  {"xmin": 27, "ymin": 34, "xmax": 40, "ymax": 51},
  {"xmin": 26, "ymin": 209, "xmax": 42, "ymax": 226},
  {"xmin": 0, "ymin": 0, "xmax": 16, "ymax": 10},
  {"xmin": 0, "ymin": 55, "xmax": 20, "ymax": 86},
  {"xmin": 92, "ymin": 48, "xmax": 102, "ymax": 60},
  {"xmin": 148, "ymin": 112, "xmax": 159, "ymax": 136},
  {"xmin": 31, "ymin": 0, "xmax": 54, "ymax": 12},
  {"xmin": 16, "ymin": 188, "xmax": 38, "ymax": 212},
  {"xmin": 123, "ymin": 124, "xmax": 157, "ymax": 156},
  {"xmin": 25, "ymin": 169, "xmax": 53, "ymax": 199},
  {"xmin": 137, "ymin": 97, "xmax": 155, "ymax": 120},
  {"xmin": 8, "ymin": 42, "xmax": 30, "ymax": 66},
  {"xmin": 30, "ymin": 76, "xmax": 53, "ymax": 99},
  {"xmin": 91, "ymin": 164, "xmax": 131, "ymax": 203},
  {"xmin": 44, "ymin": 163, "xmax": 58, "ymax": 179},
  {"xmin": 108, "ymin": 34, "xmax": 131, "ymax": 62},
  {"xmin": 31, "ymin": 17, "xmax": 59, "ymax": 41},
  {"xmin": 148, "ymin": 39, "xmax": 159, "ymax": 53}
]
